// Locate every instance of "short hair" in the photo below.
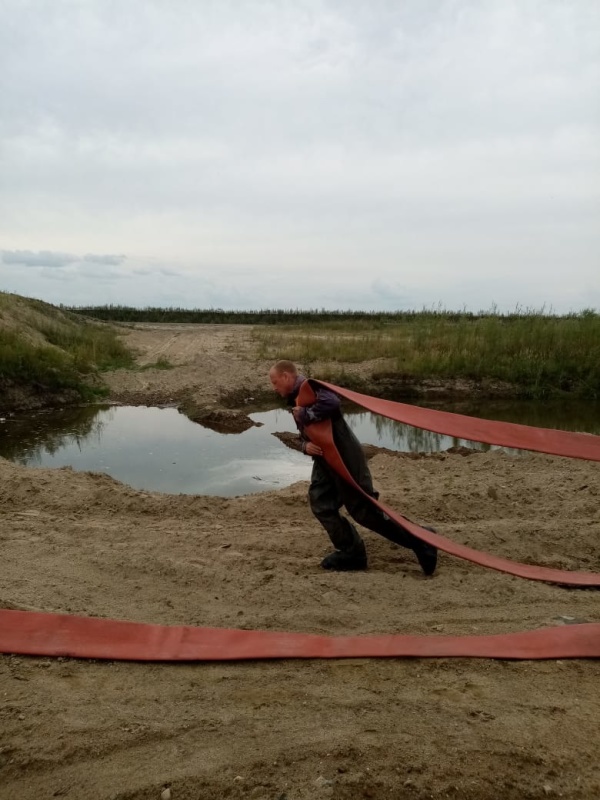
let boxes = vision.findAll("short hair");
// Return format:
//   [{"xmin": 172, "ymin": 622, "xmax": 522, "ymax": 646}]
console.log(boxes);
[{"xmin": 272, "ymin": 359, "xmax": 297, "ymax": 375}]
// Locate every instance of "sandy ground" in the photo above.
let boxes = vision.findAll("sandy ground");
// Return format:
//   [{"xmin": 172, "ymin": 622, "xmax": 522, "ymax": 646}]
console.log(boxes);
[{"xmin": 1, "ymin": 324, "xmax": 599, "ymax": 800}]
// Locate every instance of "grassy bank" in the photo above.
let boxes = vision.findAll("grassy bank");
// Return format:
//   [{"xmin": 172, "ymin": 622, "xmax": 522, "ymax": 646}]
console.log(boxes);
[
  {"xmin": 0, "ymin": 293, "xmax": 134, "ymax": 407},
  {"xmin": 69, "ymin": 303, "xmax": 600, "ymax": 399},
  {"xmin": 254, "ymin": 310, "xmax": 600, "ymax": 399},
  {"xmin": 14, "ymin": 298, "xmax": 600, "ymax": 401}
]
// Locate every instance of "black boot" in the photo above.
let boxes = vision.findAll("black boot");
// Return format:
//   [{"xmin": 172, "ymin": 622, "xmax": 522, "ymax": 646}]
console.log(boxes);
[
  {"xmin": 319, "ymin": 516, "xmax": 368, "ymax": 571},
  {"xmin": 321, "ymin": 536, "xmax": 367, "ymax": 571},
  {"xmin": 413, "ymin": 526, "xmax": 438, "ymax": 576}
]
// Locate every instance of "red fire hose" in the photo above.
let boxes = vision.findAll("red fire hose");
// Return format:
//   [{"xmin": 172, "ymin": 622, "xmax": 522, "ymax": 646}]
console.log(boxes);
[
  {"xmin": 1, "ymin": 382, "xmax": 598, "ymax": 661},
  {"xmin": 298, "ymin": 380, "xmax": 600, "ymax": 587},
  {"xmin": 0, "ymin": 609, "xmax": 598, "ymax": 661}
]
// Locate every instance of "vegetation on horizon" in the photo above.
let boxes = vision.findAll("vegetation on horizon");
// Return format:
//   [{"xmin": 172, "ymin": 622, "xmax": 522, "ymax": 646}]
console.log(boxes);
[
  {"xmin": 67, "ymin": 302, "xmax": 600, "ymax": 399},
  {"xmin": 3, "ymin": 295, "xmax": 599, "ymax": 403},
  {"xmin": 68, "ymin": 304, "xmax": 446, "ymax": 324},
  {"xmin": 67, "ymin": 303, "xmax": 597, "ymax": 326}
]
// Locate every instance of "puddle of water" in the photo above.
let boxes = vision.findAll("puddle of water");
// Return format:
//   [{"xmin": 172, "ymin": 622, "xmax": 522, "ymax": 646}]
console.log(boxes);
[
  {"xmin": 1, "ymin": 400, "xmax": 598, "ymax": 497},
  {"xmin": 0, "ymin": 406, "xmax": 310, "ymax": 497},
  {"xmin": 343, "ymin": 398, "xmax": 600, "ymax": 453}
]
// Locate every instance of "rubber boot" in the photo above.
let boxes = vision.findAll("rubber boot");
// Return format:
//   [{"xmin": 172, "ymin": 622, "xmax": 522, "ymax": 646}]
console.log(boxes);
[
  {"xmin": 321, "ymin": 518, "xmax": 368, "ymax": 571},
  {"xmin": 413, "ymin": 526, "xmax": 438, "ymax": 576},
  {"xmin": 366, "ymin": 513, "xmax": 437, "ymax": 575}
]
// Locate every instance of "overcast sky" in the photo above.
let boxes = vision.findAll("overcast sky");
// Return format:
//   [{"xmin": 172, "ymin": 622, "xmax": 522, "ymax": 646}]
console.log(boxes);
[{"xmin": 1, "ymin": 0, "xmax": 598, "ymax": 312}]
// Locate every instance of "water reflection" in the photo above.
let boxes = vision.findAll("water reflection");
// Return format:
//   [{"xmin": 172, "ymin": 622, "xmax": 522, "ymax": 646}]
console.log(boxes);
[
  {"xmin": 1, "ymin": 405, "xmax": 108, "ymax": 465},
  {"xmin": 1, "ymin": 399, "xmax": 598, "ymax": 497},
  {"xmin": 344, "ymin": 398, "xmax": 600, "ymax": 454},
  {"xmin": 348, "ymin": 411, "xmax": 457, "ymax": 452},
  {"xmin": 0, "ymin": 406, "xmax": 311, "ymax": 497}
]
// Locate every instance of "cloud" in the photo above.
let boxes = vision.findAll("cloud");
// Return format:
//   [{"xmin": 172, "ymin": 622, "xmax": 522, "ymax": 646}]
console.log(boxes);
[
  {"xmin": 83, "ymin": 253, "xmax": 126, "ymax": 266},
  {"xmin": 0, "ymin": 1, "xmax": 598, "ymax": 312},
  {"xmin": 1, "ymin": 250, "xmax": 77, "ymax": 268},
  {"xmin": 1, "ymin": 249, "xmax": 126, "ymax": 268}
]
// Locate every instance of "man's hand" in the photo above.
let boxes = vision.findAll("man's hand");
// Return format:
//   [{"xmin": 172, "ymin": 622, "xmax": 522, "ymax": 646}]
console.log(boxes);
[{"xmin": 304, "ymin": 441, "xmax": 323, "ymax": 457}]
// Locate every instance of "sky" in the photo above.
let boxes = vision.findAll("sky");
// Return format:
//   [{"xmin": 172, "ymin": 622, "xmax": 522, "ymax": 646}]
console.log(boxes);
[{"xmin": 0, "ymin": 0, "xmax": 599, "ymax": 313}]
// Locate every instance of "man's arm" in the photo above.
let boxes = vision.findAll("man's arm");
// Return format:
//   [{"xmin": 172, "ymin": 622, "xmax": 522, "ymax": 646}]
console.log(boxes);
[{"xmin": 293, "ymin": 386, "xmax": 341, "ymax": 427}]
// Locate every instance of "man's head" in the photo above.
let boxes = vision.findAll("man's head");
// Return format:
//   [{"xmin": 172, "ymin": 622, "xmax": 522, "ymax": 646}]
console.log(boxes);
[{"xmin": 269, "ymin": 360, "xmax": 298, "ymax": 397}]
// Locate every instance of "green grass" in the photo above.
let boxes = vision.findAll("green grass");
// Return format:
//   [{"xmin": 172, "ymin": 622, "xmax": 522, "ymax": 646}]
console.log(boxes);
[
  {"xmin": 254, "ymin": 309, "xmax": 600, "ymax": 399},
  {"xmin": 28, "ymin": 318, "xmax": 134, "ymax": 372},
  {"xmin": 6, "ymin": 295, "xmax": 600, "ymax": 401},
  {"xmin": 0, "ymin": 328, "xmax": 82, "ymax": 390},
  {"xmin": 0, "ymin": 293, "xmax": 135, "ymax": 401}
]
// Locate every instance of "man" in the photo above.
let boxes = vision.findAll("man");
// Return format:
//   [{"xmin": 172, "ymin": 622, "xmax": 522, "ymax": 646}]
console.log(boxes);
[{"xmin": 269, "ymin": 360, "xmax": 438, "ymax": 575}]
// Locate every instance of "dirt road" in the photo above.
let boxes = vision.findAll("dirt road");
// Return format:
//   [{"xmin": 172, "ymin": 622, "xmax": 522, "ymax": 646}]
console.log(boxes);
[{"xmin": 1, "ymin": 324, "xmax": 599, "ymax": 799}]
